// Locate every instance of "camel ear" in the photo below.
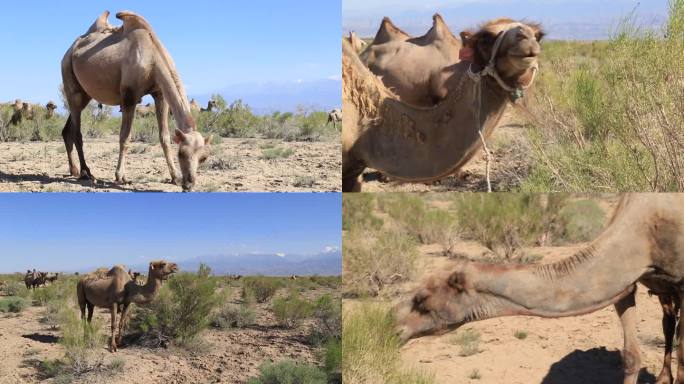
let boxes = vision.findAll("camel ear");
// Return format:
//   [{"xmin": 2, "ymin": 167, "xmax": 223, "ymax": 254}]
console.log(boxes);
[{"xmin": 174, "ymin": 129, "xmax": 187, "ymax": 145}]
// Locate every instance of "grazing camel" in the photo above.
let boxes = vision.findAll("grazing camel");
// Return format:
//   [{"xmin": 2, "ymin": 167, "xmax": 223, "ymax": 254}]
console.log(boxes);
[
  {"xmin": 327, "ymin": 108, "xmax": 342, "ymax": 129},
  {"xmin": 62, "ymin": 10, "xmax": 211, "ymax": 191},
  {"xmin": 342, "ymin": 18, "xmax": 543, "ymax": 192},
  {"xmin": 200, "ymin": 100, "xmax": 217, "ymax": 112},
  {"xmin": 77, "ymin": 260, "xmax": 178, "ymax": 352},
  {"xmin": 347, "ymin": 31, "xmax": 368, "ymax": 53},
  {"xmin": 290, "ymin": 275, "xmax": 298, "ymax": 281},
  {"xmin": 394, "ymin": 194, "xmax": 684, "ymax": 384},
  {"xmin": 360, "ymin": 14, "xmax": 462, "ymax": 107},
  {"xmin": 45, "ymin": 101, "xmax": 58, "ymax": 119}
]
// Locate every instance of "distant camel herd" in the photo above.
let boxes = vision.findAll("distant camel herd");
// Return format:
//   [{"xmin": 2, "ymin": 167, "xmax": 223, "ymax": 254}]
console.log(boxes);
[
  {"xmin": 1, "ymin": 99, "xmax": 59, "ymax": 126},
  {"xmin": 23, "ymin": 269, "xmax": 60, "ymax": 290}
]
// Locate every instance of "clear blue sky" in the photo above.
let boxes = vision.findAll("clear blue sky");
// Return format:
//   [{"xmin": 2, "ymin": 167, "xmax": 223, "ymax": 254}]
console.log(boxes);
[
  {"xmin": 344, "ymin": 0, "xmax": 668, "ymax": 40},
  {"xmin": 0, "ymin": 193, "xmax": 341, "ymax": 273},
  {"xmin": 0, "ymin": 1, "xmax": 341, "ymax": 104}
]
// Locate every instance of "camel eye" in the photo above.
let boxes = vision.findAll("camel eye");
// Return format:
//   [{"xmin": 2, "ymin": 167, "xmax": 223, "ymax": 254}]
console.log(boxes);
[{"xmin": 413, "ymin": 292, "xmax": 430, "ymax": 313}]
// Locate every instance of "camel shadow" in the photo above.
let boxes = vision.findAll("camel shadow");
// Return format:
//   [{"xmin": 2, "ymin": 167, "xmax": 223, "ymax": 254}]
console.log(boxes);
[
  {"xmin": 541, "ymin": 347, "xmax": 656, "ymax": 384},
  {"xmin": 0, "ymin": 170, "xmax": 166, "ymax": 192},
  {"xmin": 22, "ymin": 333, "xmax": 59, "ymax": 344}
]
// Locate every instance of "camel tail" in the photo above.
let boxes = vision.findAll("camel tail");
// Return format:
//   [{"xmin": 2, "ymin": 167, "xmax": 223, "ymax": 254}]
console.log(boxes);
[{"xmin": 116, "ymin": 11, "xmax": 193, "ymax": 125}]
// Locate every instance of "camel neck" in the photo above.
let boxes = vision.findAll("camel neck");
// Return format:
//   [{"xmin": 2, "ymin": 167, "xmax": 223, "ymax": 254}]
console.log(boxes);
[
  {"xmin": 467, "ymin": 210, "xmax": 653, "ymax": 320},
  {"xmin": 154, "ymin": 62, "xmax": 196, "ymax": 133}
]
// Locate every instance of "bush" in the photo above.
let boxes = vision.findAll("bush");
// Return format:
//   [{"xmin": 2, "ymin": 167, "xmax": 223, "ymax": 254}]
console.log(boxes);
[
  {"xmin": 421, "ymin": 210, "xmax": 459, "ymax": 255},
  {"xmin": 377, "ymin": 194, "xmax": 427, "ymax": 242},
  {"xmin": 556, "ymin": 199, "xmax": 605, "ymax": 243},
  {"xmin": 343, "ymin": 229, "xmax": 417, "ymax": 297},
  {"xmin": 272, "ymin": 290, "xmax": 313, "ymax": 328},
  {"xmin": 342, "ymin": 194, "xmax": 383, "ymax": 232},
  {"xmin": 323, "ymin": 338, "xmax": 342, "ymax": 384},
  {"xmin": 247, "ymin": 360, "xmax": 327, "ymax": 384},
  {"xmin": 0, "ymin": 297, "xmax": 29, "ymax": 313},
  {"xmin": 342, "ymin": 303, "xmax": 433, "ymax": 384},
  {"xmin": 309, "ymin": 294, "xmax": 341, "ymax": 344},
  {"xmin": 211, "ymin": 304, "xmax": 256, "ymax": 329},
  {"xmin": 4, "ymin": 281, "xmax": 30, "ymax": 298},
  {"xmin": 451, "ymin": 329, "xmax": 481, "ymax": 357},
  {"xmin": 242, "ymin": 277, "xmax": 281, "ymax": 303},
  {"xmin": 129, "ymin": 265, "xmax": 219, "ymax": 348}
]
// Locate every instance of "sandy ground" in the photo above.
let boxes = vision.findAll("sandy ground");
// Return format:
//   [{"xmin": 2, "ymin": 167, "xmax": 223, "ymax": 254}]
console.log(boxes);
[
  {"xmin": 0, "ymin": 285, "xmax": 335, "ymax": 384},
  {"xmin": 345, "ymin": 197, "xmax": 669, "ymax": 384},
  {"xmin": 0, "ymin": 136, "xmax": 340, "ymax": 192},
  {"xmin": 360, "ymin": 108, "xmax": 530, "ymax": 192}
]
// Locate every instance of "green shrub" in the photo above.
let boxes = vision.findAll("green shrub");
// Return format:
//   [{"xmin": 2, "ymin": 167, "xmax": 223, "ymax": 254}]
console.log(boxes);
[
  {"xmin": 212, "ymin": 304, "xmax": 256, "ymax": 329},
  {"xmin": 343, "ymin": 229, "xmax": 417, "ymax": 297},
  {"xmin": 261, "ymin": 146, "xmax": 294, "ymax": 160},
  {"xmin": 451, "ymin": 329, "xmax": 481, "ymax": 357},
  {"xmin": 272, "ymin": 290, "xmax": 313, "ymax": 328},
  {"xmin": 0, "ymin": 297, "xmax": 29, "ymax": 313},
  {"xmin": 556, "ymin": 199, "xmax": 605, "ymax": 243},
  {"xmin": 323, "ymin": 338, "xmax": 342, "ymax": 384},
  {"xmin": 4, "ymin": 281, "xmax": 30, "ymax": 298},
  {"xmin": 309, "ymin": 294, "xmax": 341, "ymax": 343},
  {"xmin": 129, "ymin": 265, "xmax": 219, "ymax": 348},
  {"xmin": 242, "ymin": 277, "xmax": 281, "ymax": 303},
  {"xmin": 377, "ymin": 194, "xmax": 427, "ymax": 242},
  {"xmin": 421, "ymin": 209, "xmax": 459, "ymax": 255},
  {"xmin": 247, "ymin": 360, "xmax": 327, "ymax": 384},
  {"xmin": 342, "ymin": 194, "xmax": 383, "ymax": 232},
  {"xmin": 343, "ymin": 303, "xmax": 433, "ymax": 384}
]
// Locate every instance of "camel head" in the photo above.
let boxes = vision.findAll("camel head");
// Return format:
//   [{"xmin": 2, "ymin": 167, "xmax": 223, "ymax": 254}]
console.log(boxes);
[
  {"xmin": 174, "ymin": 129, "xmax": 212, "ymax": 191},
  {"xmin": 393, "ymin": 262, "xmax": 487, "ymax": 343},
  {"xmin": 148, "ymin": 260, "xmax": 178, "ymax": 281},
  {"xmin": 460, "ymin": 18, "xmax": 544, "ymax": 92}
]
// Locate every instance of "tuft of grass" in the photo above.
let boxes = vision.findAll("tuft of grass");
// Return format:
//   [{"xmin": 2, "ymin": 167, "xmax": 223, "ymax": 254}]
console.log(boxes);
[
  {"xmin": 0, "ymin": 297, "xmax": 29, "ymax": 313},
  {"xmin": 293, "ymin": 175, "xmax": 316, "ymax": 188},
  {"xmin": 211, "ymin": 304, "xmax": 256, "ymax": 329},
  {"xmin": 469, "ymin": 369, "xmax": 482, "ymax": 380},
  {"xmin": 260, "ymin": 146, "xmax": 294, "ymax": 160},
  {"xmin": 342, "ymin": 303, "xmax": 434, "ymax": 384},
  {"xmin": 323, "ymin": 338, "xmax": 342, "ymax": 384},
  {"xmin": 246, "ymin": 360, "xmax": 327, "ymax": 384},
  {"xmin": 451, "ymin": 329, "xmax": 481, "ymax": 357},
  {"xmin": 514, "ymin": 330, "xmax": 528, "ymax": 340}
]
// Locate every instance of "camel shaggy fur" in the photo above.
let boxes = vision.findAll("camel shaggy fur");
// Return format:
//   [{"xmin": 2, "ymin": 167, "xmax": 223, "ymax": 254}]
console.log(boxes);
[
  {"xmin": 61, "ymin": 10, "xmax": 211, "ymax": 191},
  {"xmin": 394, "ymin": 194, "xmax": 684, "ymax": 384},
  {"xmin": 342, "ymin": 18, "xmax": 543, "ymax": 191},
  {"xmin": 77, "ymin": 260, "xmax": 178, "ymax": 352}
]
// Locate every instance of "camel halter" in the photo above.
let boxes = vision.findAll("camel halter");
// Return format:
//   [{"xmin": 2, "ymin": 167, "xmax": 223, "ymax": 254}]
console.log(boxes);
[{"xmin": 465, "ymin": 23, "xmax": 539, "ymax": 192}]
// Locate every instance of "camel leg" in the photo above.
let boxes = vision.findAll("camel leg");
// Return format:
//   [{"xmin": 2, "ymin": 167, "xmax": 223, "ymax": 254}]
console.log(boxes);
[
  {"xmin": 109, "ymin": 303, "xmax": 118, "ymax": 352},
  {"xmin": 86, "ymin": 302, "xmax": 94, "ymax": 322},
  {"xmin": 62, "ymin": 56, "xmax": 94, "ymax": 180},
  {"xmin": 675, "ymin": 295, "xmax": 684, "ymax": 384},
  {"xmin": 656, "ymin": 294, "xmax": 677, "ymax": 384},
  {"xmin": 114, "ymin": 105, "xmax": 135, "ymax": 184},
  {"xmin": 342, "ymin": 153, "xmax": 365, "ymax": 192},
  {"xmin": 116, "ymin": 302, "xmax": 131, "ymax": 346},
  {"xmin": 615, "ymin": 288, "xmax": 641, "ymax": 384},
  {"xmin": 152, "ymin": 93, "xmax": 180, "ymax": 185}
]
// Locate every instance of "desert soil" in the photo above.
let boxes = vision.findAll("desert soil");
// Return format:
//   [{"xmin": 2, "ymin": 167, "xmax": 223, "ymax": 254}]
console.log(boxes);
[
  {"xmin": 346, "ymin": 198, "xmax": 669, "ymax": 384},
  {"xmin": 361, "ymin": 108, "xmax": 530, "ymax": 192},
  {"xmin": 0, "ymin": 286, "xmax": 335, "ymax": 384},
  {"xmin": 0, "ymin": 136, "xmax": 340, "ymax": 192}
]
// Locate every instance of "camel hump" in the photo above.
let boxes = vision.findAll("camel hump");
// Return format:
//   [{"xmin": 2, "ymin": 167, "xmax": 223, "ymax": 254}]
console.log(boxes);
[
  {"xmin": 420, "ymin": 14, "xmax": 458, "ymax": 44},
  {"xmin": 86, "ymin": 10, "xmax": 111, "ymax": 34},
  {"xmin": 116, "ymin": 11, "xmax": 153, "ymax": 33},
  {"xmin": 373, "ymin": 17, "xmax": 410, "ymax": 45}
]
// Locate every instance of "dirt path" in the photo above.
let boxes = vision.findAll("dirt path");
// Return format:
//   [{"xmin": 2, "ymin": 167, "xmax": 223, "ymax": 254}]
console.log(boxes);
[
  {"xmin": 0, "ymin": 287, "xmax": 333, "ymax": 384},
  {"xmin": 360, "ymin": 108, "xmax": 530, "ymax": 192},
  {"xmin": 0, "ymin": 137, "xmax": 340, "ymax": 192}
]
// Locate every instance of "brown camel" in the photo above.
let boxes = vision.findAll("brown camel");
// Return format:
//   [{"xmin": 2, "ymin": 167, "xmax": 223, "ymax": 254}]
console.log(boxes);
[
  {"xmin": 46, "ymin": 273, "xmax": 60, "ymax": 284},
  {"xmin": 360, "ymin": 14, "xmax": 462, "ymax": 107},
  {"xmin": 61, "ymin": 10, "xmax": 211, "ymax": 191},
  {"xmin": 394, "ymin": 194, "xmax": 684, "ymax": 384},
  {"xmin": 327, "ymin": 108, "xmax": 342, "ymax": 129},
  {"xmin": 45, "ymin": 101, "xmax": 58, "ymax": 119},
  {"xmin": 10, "ymin": 101, "xmax": 34, "ymax": 126},
  {"xmin": 200, "ymin": 100, "xmax": 217, "ymax": 112},
  {"xmin": 77, "ymin": 260, "xmax": 178, "ymax": 352},
  {"xmin": 24, "ymin": 269, "xmax": 36, "ymax": 290},
  {"xmin": 127, "ymin": 269, "xmax": 141, "ymax": 283},
  {"xmin": 342, "ymin": 18, "xmax": 543, "ymax": 192},
  {"xmin": 189, "ymin": 98, "xmax": 200, "ymax": 113},
  {"xmin": 347, "ymin": 31, "xmax": 367, "ymax": 53}
]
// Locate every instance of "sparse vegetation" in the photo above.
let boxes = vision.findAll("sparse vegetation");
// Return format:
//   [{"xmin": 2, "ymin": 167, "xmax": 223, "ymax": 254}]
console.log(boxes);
[
  {"xmin": 469, "ymin": 369, "xmax": 482, "ymax": 380},
  {"xmin": 272, "ymin": 290, "xmax": 313, "ymax": 328},
  {"xmin": 212, "ymin": 303, "xmax": 257, "ymax": 329},
  {"xmin": 342, "ymin": 303, "xmax": 434, "ymax": 384},
  {"xmin": 514, "ymin": 330, "xmax": 528, "ymax": 340},
  {"xmin": 260, "ymin": 146, "xmax": 294, "ymax": 160},
  {"xmin": 242, "ymin": 276, "xmax": 282, "ymax": 303},
  {"xmin": 451, "ymin": 329, "xmax": 481, "ymax": 357},
  {"xmin": 246, "ymin": 360, "xmax": 327, "ymax": 384},
  {"xmin": 0, "ymin": 297, "xmax": 29, "ymax": 313}
]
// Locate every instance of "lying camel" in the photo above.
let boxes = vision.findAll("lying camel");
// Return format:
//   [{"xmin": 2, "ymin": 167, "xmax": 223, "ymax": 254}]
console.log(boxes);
[
  {"xmin": 394, "ymin": 194, "xmax": 684, "ymax": 384},
  {"xmin": 342, "ymin": 18, "xmax": 543, "ymax": 192},
  {"xmin": 327, "ymin": 108, "xmax": 341, "ymax": 129},
  {"xmin": 45, "ymin": 101, "xmax": 58, "ymax": 119},
  {"xmin": 77, "ymin": 260, "xmax": 178, "ymax": 352},
  {"xmin": 62, "ymin": 10, "xmax": 211, "ymax": 191},
  {"xmin": 360, "ymin": 14, "xmax": 462, "ymax": 107},
  {"xmin": 200, "ymin": 100, "xmax": 217, "ymax": 112}
]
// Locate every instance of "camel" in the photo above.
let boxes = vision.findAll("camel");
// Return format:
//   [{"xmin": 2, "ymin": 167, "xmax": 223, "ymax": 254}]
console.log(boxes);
[
  {"xmin": 46, "ymin": 273, "xmax": 60, "ymax": 284},
  {"xmin": 342, "ymin": 18, "xmax": 543, "ymax": 192},
  {"xmin": 347, "ymin": 31, "xmax": 368, "ymax": 53},
  {"xmin": 360, "ymin": 14, "xmax": 463, "ymax": 107},
  {"xmin": 393, "ymin": 194, "xmax": 684, "ymax": 384},
  {"xmin": 61, "ymin": 10, "xmax": 211, "ymax": 191},
  {"xmin": 200, "ymin": 100, "xmax": 217, "ymax": 112},
  {"xmin": 127, "ymin": 269, "xmax": 141, "ymax": 283},
  {"xmin": 45, "ymin": 101, "xmax": 58, "ymax": 119},
  {"xmin": 33, "ymin": 272, "xmax": 49, "ymax": 289},
  {"xmin": 327, "ymin": 108, "xmax": 342, "ymax": 129},
  {"xmin": 77, "ymin": 260, "xmax": 178, "ymax": 352},
  {"xmin": 135, "ymin": 103, "xmax": 154, "ymax": 118},
  {"xmin": 190, "ymin": 98, "xmax": 200, "ymax": 113},
  {"xmin": 24, "ymin": 270, "xmax": 35, "ymax": 290},
  {"xmin": 10, "ymin": 101, "xmax": 34, "ymax": 126}
]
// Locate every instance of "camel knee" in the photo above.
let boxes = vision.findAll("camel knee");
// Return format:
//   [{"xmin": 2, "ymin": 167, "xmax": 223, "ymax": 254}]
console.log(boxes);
[{"xmin": 622, "ymin": 348, "xmax": 641, "ymax": 376}]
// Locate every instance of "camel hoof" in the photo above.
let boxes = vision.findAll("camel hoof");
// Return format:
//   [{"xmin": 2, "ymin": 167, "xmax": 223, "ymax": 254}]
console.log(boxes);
[
  {"xmin": 115, "ymin": 176, "xmax": 129, "ymax": 185},
  {"xmin": 170, "ymin": 176, "xmax": 181, "ymax": 186},
  {"xmin": 69, "ymin": 167, "xmax": 80, "ymax": 178},
  {"xmin": 78, "ymin": 171, "xmax": 95, "ymax": 182}
]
